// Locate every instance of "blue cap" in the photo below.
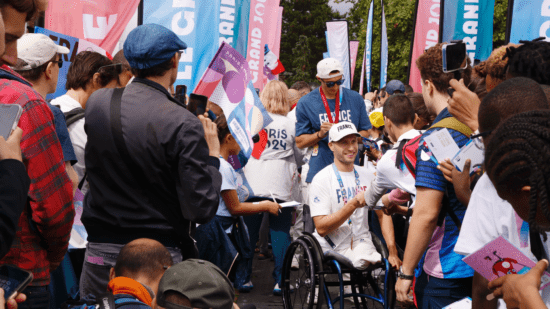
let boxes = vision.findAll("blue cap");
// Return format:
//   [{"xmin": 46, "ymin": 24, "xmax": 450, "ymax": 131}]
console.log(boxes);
[
  {"xmin": 123, "ymin": 24, "xmax": 187, "ymax": 70},
  {"xmin": 386, "ymin": 80, "xmax": 406, "ymax": 95}
]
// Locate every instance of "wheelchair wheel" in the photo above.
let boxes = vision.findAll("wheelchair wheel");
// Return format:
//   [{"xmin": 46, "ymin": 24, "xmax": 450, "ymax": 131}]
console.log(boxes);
[{"xmin": 282, "ymin": 239, "xmax": 319, "ymax": 309}]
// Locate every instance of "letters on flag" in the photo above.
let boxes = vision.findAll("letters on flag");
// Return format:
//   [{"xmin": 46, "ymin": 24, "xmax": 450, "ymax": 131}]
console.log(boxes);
[
  {"xmin": 508, "ymin": 0, "xmax": 550, "ymax": 43},
  {"xmin": 194, "ymin": 43, "xmax": 273, "ymax": 158},
  {"xmin": 408, "ymin": 0, "xmax": 441, "ymax": 93},
  {"xmin": 45, "ymin": 0, "xmax": 139, "ymax": 54}
]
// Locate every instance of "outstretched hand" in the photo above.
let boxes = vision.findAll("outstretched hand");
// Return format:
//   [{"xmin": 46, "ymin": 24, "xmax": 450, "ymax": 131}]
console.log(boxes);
[{"xmin": 488, "ymin": 259, "xmax": 549, "ymax": 309}]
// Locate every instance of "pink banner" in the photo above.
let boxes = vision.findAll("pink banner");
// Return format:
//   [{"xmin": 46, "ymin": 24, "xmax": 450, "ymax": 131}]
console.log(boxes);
[
  {"xmin": 247, "ymin": 0, "xmax": 280, "ymax": 91},
  {"xmin": 262, "ymin": 4, "xmax": 283, "ymax": 86},
  {"xmin": 409, "ymin": 0, "xmax": 440, "ymax": 93},
  {"xmin": 273, "ymin": 7, "xmax": 284, "ymax": 58},
  {"xmin": 45, "ymin": 0, "xmax": 140, "ymax": 54},
  {"xmin": 349, "ymin": 41, "xmax": 359, "ymax": 86}
]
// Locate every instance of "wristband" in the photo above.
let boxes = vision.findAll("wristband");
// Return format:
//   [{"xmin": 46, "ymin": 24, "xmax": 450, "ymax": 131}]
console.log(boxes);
[
  {"xmin": 317, "ymin": 131, "xmax": 322, "ymax": 139},
  {"xmin": 398, "ymin": 266, "xmax": 414, "ymax": 280}
]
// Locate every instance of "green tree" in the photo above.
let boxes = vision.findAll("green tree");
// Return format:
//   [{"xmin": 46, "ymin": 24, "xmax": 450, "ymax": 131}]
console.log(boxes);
[{"xmin": 279, "ymin": 0, "xmax": 342, "ymax": 87}]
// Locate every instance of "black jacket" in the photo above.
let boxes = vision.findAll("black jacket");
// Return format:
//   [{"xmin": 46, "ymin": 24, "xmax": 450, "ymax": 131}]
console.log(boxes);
[
  {"xmin": 82, "ymin": 79, "xmax": 222, "ymax": 254},
  {"xmin": 0, "ymin": 160, "xmax": 30, "ymax": 258}
]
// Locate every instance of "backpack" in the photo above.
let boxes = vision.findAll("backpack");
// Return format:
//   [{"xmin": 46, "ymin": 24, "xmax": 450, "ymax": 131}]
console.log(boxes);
[
  {"xmin": 398, "ymin": 117, "xmax": 473, "ymax": 229},
  {"xmin": 50, "ymin": 99, "xmax": 85, "ymax": 127},
  {"xmin": 62, "ymin": 293, "xmax": 151, "ymax": 309}
]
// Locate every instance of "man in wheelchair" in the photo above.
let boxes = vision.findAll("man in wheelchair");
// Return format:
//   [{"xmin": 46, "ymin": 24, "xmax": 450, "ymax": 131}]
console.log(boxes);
[{"xmin": 308, "ymin": 122, "xmax": 401, "ymax": 270}]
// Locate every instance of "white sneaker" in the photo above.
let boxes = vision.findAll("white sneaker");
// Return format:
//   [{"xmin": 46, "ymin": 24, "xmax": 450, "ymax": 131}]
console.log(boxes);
[
  {"xmin": 291, "ymin": 255, "xmax": 300, "ymax": 270},
  {"xmin": 273, "ymin": 283, "xmax": 295, "ymax": 296}
]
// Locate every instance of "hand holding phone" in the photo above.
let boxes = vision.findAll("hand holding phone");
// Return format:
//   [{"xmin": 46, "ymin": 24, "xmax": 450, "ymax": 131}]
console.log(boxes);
[
  {"xmin": 187, "ymin": 93, "xmax": 208, "ymax": 117},
  {"xmin": 0, "ymin": 265, "xmax": 33, "ymax": 301},
  {"xmin": 0, "ymin": 127, "xmax": 23, "ymax": 162},
  {"xmin": 0, "ymin": 104, "xmax": 23, "ymax": 140}
]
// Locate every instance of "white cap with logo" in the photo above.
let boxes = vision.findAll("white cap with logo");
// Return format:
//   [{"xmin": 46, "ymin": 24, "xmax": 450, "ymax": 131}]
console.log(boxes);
[
  {"xmin": 329, "ymin": 122, "xmax": 361, "ymax": 143},
  {"xmin": 16, "ymin": 33, "xmax": 70, "ymax": 70},
  {"xmin": 316, "ymin": 58, "xmax": 344, "ymax": 79}
]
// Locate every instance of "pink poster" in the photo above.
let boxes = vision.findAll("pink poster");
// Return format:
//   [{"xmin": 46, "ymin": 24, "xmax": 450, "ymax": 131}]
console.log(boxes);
[
  {"xmin": 349, "ymin": 41, "xmax": 359, "ymax": 86},
  {"xmin": 409, "ymin": 0, "xmax": 440, "ymax": 93},
  {"xmin": 261, "ymin": 4, "xmax": 283, "ymax": 86},
  {"xmin": 45, "ymin": 0, "xmax": 140, "ymax": 54},
  {"xmin": 247, "ymin": 0, "xmax": 280, "ymax": 91}
]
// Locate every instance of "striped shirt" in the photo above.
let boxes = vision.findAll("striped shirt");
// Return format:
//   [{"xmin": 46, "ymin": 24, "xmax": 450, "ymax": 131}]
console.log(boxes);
[{"xmin": 415, "ymin": 108, "xmax": 473, "ymax": 279}]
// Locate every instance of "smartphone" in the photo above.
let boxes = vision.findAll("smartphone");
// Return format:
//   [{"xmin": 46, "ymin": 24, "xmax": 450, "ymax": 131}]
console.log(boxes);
[
  {"xmin": 187, "ymin": 93, "xmax": 208, "ymax": 116},
  {"xmin": 442, "ymin": 42, "xmax": 468, "ymax": 73},
  {"xmin": 175, "ymin": 85, "xmax": 187, "ymax": 106},
  {"xmin": 0, "ymin": 104, "xmax": 23, "ymax": 140},
  {"xmin": 0, "ymin": 265, "xmax": 33, "ymax": 300}
]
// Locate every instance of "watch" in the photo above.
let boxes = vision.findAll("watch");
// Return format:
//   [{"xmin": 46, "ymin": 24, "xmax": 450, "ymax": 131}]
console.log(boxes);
[{"xmin": 398, "ymin": 266, "xmax": 414, "ymax": 280}]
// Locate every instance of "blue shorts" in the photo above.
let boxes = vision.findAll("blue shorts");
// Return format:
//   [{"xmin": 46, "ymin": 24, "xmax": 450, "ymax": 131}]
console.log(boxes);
[{"xmin": 414, "ymin": 270, "xmax": 473, "ymax": 309}]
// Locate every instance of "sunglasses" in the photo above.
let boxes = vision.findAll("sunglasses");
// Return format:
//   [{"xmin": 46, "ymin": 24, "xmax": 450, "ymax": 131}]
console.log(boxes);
[
  {"xmin": 97, "ymin": 63, "xmax": 123, "ymax": 75},
  {"xmin": 323, "ymin": 78, "xmax": 345, "ymax": 88},
  {"xmin": 56, "ymin": 59, "xmax": 63, "ymax": 69},
  {"xmin": 471, "ymin": 130, "xmax": 492, "ymax": 150}
]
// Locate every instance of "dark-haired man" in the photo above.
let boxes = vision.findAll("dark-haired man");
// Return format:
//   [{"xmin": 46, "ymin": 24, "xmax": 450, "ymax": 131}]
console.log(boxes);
[
  {"xmin": 454, "ymin": 77, "xmax": 550, "ymax": 309},
  {"xmin": 112, "ymin": 49, "xmax": 133, "ymax": 87},
  {"xmin": 80, "ymin": 24, "xmax": 222, "ymax": 298},
  {"xmin": 72, "ymin": 238, "xmax": 173, "ymax": 309},
  {"xmin": 361, "ymin": 95, "xmax": 420, "ymax": 217},
  {"xmin": 395, "ymin": 43, "xmax": 474, "ymax": 308},
  {"xmin": 0, "ymin": 1, "xmax": 74, "ymax": 308}
]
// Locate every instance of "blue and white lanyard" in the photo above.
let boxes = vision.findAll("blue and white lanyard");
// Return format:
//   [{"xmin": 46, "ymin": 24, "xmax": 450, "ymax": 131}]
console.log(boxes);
[{"xmin": 332, "ymin": 164, "xmax": 361, "ymax": 224}]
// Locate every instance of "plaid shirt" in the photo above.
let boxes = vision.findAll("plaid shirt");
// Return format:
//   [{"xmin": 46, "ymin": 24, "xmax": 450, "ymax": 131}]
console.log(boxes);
[{"xmin": 0, "ymin": 66, "xmax": 74, "ymax": 286}]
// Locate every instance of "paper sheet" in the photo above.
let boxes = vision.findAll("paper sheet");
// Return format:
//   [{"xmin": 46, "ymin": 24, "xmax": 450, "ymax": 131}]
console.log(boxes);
[
  {"xmin": 452, "ymin": 139, "xmax": 484, "ymax": 174},
  {"xmin": 423, "ymin": 128, "xmax": 460, "ymax": 162}
]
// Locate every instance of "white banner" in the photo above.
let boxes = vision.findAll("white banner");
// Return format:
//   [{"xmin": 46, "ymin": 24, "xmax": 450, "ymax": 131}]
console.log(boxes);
[{"xmin": 326, "ymin": 21, "xmax": 351, "ymax": 89}]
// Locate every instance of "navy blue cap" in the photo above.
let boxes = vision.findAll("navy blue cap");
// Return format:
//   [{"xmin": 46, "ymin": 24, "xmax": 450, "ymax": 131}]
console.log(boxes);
[
  {"xmin": 123, "ymin": 24, "xmax": 187, "ymax": 70},
  {"xmin": 386, "ymin": 80, "xmax": 406, "ymax": 95}
]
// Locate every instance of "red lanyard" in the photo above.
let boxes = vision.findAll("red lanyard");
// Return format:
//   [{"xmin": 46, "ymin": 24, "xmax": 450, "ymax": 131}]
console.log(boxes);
[{"xmin": 320, "ymin": 87, "xmax": 340, "ymax": 123}]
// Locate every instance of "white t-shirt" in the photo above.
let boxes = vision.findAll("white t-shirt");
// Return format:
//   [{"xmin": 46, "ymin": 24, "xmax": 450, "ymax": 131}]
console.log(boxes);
[
  {"xmin": 455, "ymin": 173, "xmax": 550, "ymax": 308},
  {"xmin": 309, "ymin": 163, "xmax": 377, "ymax": 252},
  {"xmin": 51, "ymin": 94, "xmax": 88, "ymax": 193},
  {"xmin": 376, "ymin": 129, "xmax": 420, "ymax": 197},
  {"xmin": 244, "ymin": 113, "xmax": 299, "ymax": 201}
]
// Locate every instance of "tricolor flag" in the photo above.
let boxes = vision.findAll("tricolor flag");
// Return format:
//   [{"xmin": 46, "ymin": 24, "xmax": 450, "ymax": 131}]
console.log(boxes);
[{"xmin": 194, "ymin": 42, "xmax": 273, "ymax": 158}]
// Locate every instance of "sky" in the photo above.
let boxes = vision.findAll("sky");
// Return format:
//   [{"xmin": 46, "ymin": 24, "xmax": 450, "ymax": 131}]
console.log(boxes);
[{"xmin": 329, "ymin": 0, "xmax": 354, "ymax": 15}]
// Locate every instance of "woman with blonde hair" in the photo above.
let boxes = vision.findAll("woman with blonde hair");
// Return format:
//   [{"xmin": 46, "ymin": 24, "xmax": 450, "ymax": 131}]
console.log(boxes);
[{"xmin": 244, "ymin": 80, "xmax": 302, "ymax": 295}]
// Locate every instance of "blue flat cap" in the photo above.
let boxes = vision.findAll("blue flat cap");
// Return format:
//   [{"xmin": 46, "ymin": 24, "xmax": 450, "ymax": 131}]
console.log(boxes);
[
  {"xmin": 386, "ymin": 80, "xmax": 406, "ymax": 95},
  {"xmin": 124, "ymin": 24, "xmax": 187, "ymax": 70}
]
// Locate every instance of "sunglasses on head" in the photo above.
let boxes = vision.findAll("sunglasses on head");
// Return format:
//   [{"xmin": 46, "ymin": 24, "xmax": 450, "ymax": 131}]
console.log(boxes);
[
  {"xmin": 323, "ymin": 78, "xmax": 345, "ymax": 88},
  {"xmin": 97, "ymin": 63, "xmax": 123, "ymax": 75}
]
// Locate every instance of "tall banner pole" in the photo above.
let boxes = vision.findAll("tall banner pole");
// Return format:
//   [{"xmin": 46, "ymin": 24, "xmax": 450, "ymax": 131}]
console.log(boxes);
[
  {"xmin": 380, "ymin": 0, "xmax": 388, "ymax": 88},
  {"xmin": 406, "ymin": 0, "xmax": 420, "ymax": 84},
  {"xmin": 365, "ymin": 0, "xmax": 374, "ymax": 93}
]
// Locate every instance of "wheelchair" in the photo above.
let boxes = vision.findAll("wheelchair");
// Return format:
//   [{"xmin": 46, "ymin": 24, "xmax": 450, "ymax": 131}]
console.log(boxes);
[{"xmin": 281, "ymin": 205, "xmax": 396, "ymax": 309}]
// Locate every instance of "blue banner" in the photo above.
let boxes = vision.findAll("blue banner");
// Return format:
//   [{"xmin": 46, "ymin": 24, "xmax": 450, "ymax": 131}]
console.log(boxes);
[
  {"xmin": 219, "ymin": 0, "xmax": 250, "ymax": 56},
  {"xmin": 323, "ymin": 52, "xmax": 330, "ymax": 59},
  {"xmin": 380, "ymin": 0, "xmax": 388, "ymax": 88},
  {"xmin": 443, "ymin": 0, "xmax": 495, "ymax": 62},
  {"xmin": 144, "ymin": 0, "xmax": 220, "ymax": 92},
  {"xmin": 365, "ymin": 0, "xmax": 374, "ymax": 92},
  {"xmin": 509, "ymin": 0, "xmax": 550, "ymax": 43}
]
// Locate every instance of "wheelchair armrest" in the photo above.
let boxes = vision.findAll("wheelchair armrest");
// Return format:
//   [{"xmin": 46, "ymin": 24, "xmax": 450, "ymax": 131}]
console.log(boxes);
[
  {"xmin": 302, "ymin": 204, "xmax": 316, "ymax": 234},
  {"xmin": 370, "ymin": 231, "xmax": 389, "ymax": 259}
]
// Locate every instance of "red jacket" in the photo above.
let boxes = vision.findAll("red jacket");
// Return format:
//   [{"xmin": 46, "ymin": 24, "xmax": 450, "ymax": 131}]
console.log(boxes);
[{"xmin": 0, "ymin": 66, "xmax": 74, "ymax": 286}]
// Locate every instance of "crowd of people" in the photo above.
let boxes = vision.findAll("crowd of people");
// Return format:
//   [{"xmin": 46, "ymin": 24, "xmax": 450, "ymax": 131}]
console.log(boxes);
[{"xmin": 3, "ymin": 0, "xmax": 550, "ymax": 309}]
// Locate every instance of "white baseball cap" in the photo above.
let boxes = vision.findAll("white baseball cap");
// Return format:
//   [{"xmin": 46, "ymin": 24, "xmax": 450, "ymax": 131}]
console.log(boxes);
[
  {"xmin": 329, "ymin": 122, "xmax": 361, "ymax": 142},
  {"xmin": 16, "ymin": 33, "xmax": 70, "ymax": 70},
  {"xmin": 316, "ymin": 58, "xmax": 344, "ymax": 79}
]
